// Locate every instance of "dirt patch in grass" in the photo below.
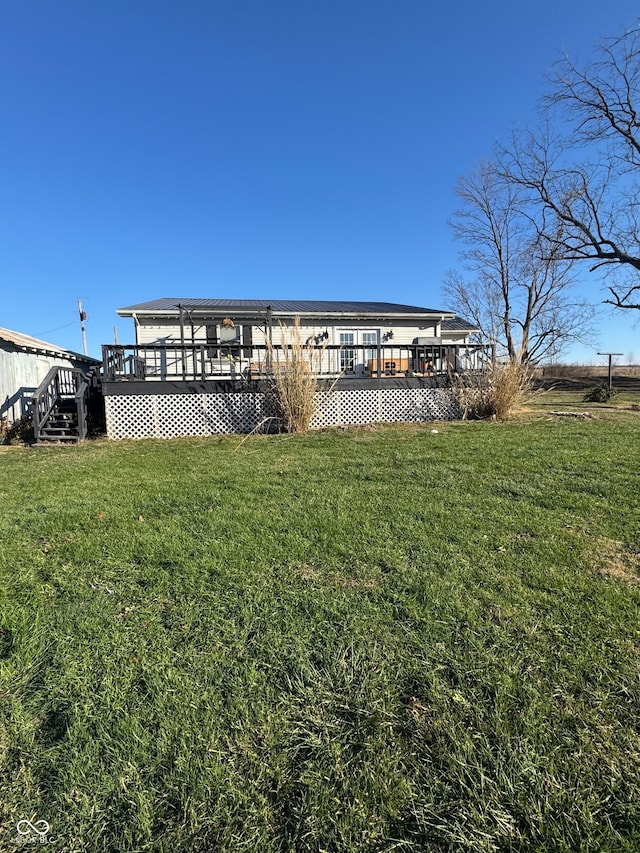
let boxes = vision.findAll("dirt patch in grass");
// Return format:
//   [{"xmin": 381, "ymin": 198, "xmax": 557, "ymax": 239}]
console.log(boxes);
[
  {"xmin": 590, "ymin": 537, "xmax": 640, "ymax": 585},
  {"xmin": 296, "ymin": 563, "xmax": 379, "ymax": 590},
  {"xmin": 331, "ymin": 423, "xmax": 381, "ymax": 440}
]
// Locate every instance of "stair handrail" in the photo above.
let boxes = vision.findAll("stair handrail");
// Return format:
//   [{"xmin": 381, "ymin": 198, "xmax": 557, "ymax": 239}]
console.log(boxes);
[
  {"xmin": 33, "ymin": 366, "xmax": 62, "ymax": 437},
  {"xmin": 32, "ymin": 366, "xmax": 87, "ymax": 441}
]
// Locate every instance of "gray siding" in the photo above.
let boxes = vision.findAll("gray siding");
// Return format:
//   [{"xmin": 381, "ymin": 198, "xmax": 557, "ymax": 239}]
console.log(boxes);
[
  {"xmin": 0, "ymin": 345, "xmax": 91, "ymax": 424},
  {"xmin": 134, "ymin": 318, "xmax": 446, "ymax": 346}
]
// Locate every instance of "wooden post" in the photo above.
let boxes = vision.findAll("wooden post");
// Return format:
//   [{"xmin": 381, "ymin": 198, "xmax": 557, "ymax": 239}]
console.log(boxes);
[
  {"xmin": 78, "ymin": 299, "xmax": 88, "ymax": 356},
  {"xmin": 265, "ymin": 306, "xmax": 273, "ymax": 370},
  {"xmin": 597, "ymin": 352, "xmax": 623, "ymax": 397},
  {"xmin": 179, "ymin": 304, "xmax": 185, "ymax": 380}
]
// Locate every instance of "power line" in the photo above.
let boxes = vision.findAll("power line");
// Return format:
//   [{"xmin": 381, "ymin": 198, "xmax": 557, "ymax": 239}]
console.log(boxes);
[{"xmin": 33, "ymin": 321, "xmax": 77, "ymax": 338}]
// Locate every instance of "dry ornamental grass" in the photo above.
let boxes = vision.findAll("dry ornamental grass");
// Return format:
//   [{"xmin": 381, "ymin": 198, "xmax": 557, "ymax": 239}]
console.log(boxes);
[
  {"xmin": 452, "ymin": 358, "xmax": 535, "ymax": 420},
  {"xmin": 265, "ymin": 318, "xmax": 332, "ymax": 433}
]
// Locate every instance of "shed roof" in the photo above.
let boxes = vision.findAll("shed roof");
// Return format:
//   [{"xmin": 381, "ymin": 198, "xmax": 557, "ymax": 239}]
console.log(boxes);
[
  {"xmin": 0, "ymin": 327, "xmax": 99, "ymax": 362},
  {"xmin": 117, "ymin": 298, "xmax": 454, "ymax": 318}
]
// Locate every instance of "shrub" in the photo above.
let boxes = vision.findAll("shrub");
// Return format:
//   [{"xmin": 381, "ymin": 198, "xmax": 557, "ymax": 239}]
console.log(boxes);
[
  {"xmin": 583, "ymin": 383, "xmax": 616, "ymax": 403},
  {"xmin": 452, "ymin": 359, "xmax": 534, "ymax": 420},
  {"xmin": 1, "ymin": 414, "xmax": 35, "ymax": 445}
]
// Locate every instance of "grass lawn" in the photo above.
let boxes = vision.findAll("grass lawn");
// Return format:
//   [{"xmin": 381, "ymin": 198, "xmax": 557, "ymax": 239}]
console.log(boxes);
[{"xmin": 1, "ymin": 406, "xmax": 639, "ymax": 851}]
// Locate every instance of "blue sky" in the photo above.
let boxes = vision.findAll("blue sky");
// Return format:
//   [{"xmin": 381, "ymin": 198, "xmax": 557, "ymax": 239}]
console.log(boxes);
[{"xmin": 1, "ymin": 0, "xmax": 639, "ymax": 362}]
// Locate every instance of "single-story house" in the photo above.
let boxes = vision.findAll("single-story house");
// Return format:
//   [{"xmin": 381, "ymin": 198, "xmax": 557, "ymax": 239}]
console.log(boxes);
[
  {"xmin": 0, "ymin": 327, "xmax": 99, "ymax": 427},
  {"xmin": 101, "ymin": 299, "xmax": 485, "ymax": 440},
  {"xmin": 108, "ymin": 298, "xmax": 482, "ymax": 380}
]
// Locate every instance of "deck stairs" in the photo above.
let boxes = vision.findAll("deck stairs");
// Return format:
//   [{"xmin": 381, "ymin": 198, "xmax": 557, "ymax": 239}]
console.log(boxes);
[{"xmin": 32, "ymin": 366, "xmax": 102, "ymax": 444}]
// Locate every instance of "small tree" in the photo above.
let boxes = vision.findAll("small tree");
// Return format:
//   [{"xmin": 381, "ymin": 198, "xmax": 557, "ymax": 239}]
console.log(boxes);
[{"xmin": 445, "ymin": 160, "xmax": 594, "ymax": 365}]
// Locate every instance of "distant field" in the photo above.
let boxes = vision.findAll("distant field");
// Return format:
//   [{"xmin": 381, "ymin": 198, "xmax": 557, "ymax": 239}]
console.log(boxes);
[
  {"xmin": 537, "ymin": 364, "xmax": 640, "ymax": 379},
  {"xmin": 1, "ymin": 406, "xmax": 639, "ymax": 851},
  {"xmin": 533, "ymin": 370, "xmax": 640, "ymax": 410}
]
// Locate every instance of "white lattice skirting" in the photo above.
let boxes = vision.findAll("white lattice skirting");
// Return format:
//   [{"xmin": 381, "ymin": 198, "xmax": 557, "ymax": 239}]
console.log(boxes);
[{"xmin": 104, "ymin": 388, "xmax": 460, "ymax": 440}]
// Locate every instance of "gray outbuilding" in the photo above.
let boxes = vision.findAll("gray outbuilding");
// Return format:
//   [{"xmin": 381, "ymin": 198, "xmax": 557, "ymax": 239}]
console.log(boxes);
[{"xmin": 0, "ymin": 327, "xmax": 99, "ymax": 426}]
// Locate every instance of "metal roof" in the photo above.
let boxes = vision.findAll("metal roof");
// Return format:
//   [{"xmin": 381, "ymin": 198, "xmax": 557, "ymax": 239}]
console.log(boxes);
[
  {"xmin": 0, "ymin": 327, "xmax": 99, "ymax": 362},
  {"xmin": 117, "ymin": 298, "xmax": 453, "ymax": 317},
  {"xmin": 441, "ymin": 317, "xmax": 479, "ymax": 332}
]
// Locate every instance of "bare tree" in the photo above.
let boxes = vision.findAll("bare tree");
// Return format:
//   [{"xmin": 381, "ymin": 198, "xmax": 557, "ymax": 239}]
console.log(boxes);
[
  {"xmin": 499, "ymin": 26, "xmax": 640, "ymax": 310},
  {"xmin": 445, "ymin": 161, "xmax": 594, "ymax": 364}
]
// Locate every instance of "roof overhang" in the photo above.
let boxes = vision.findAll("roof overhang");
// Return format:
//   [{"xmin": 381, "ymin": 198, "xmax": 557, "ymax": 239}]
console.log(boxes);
[
  {"xmin": 0, "ymin": 331, "xmax": 100, "ymax": 363},
  {"xmin": 117, "ymin": 307, "xmax": 456, "ymax": 322}
]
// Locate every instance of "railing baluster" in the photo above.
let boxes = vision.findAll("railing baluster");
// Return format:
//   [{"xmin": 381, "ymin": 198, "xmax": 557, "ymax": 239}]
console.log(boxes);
[{"xmin": 99, "ymin": 341, "xmax": 492, "ymax": 382}]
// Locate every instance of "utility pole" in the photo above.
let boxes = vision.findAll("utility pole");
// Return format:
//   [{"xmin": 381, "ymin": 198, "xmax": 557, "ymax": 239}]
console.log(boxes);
[
  {"xmin": 78, "ymin": 299, "xmax": 88, "ymax": 356},
  {"xmin": 597, "ymin": 352, "xmax": 623, "ymax": 397}
]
